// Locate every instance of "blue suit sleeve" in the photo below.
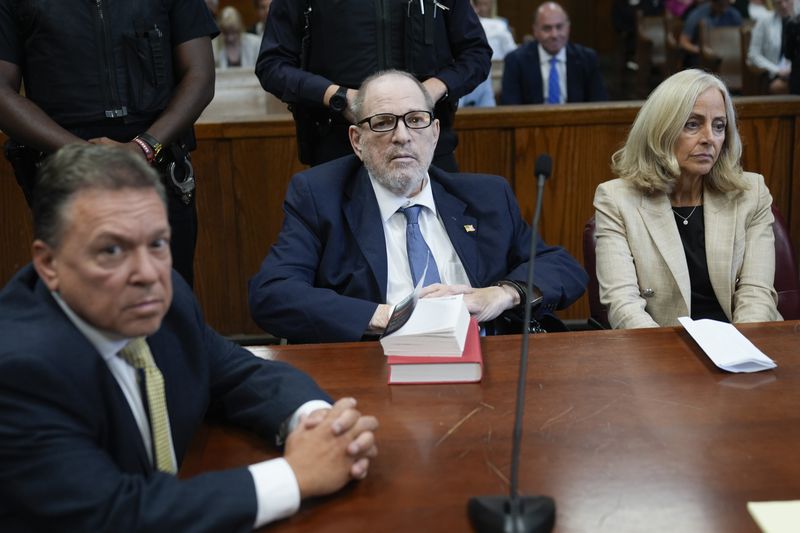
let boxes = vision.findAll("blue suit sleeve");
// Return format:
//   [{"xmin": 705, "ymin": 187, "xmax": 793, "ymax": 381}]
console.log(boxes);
[
  {"xmin": 498, "ymin": 182, "xmax": 588, "ymax": 315},
  {"xmin": 248, "ymin": 173, "xmax": 381, "ymax": 343},
  {"xmin": 255, "ymin": 0, "xmax": 331, "ymax": 106},
  {"xmin": 434, "ymin": 0, "xmax": 493, "ymax": 99},
  {"xmin": 0, "ymin": 274, "xmax": 332, "ymax": 530},
  {"xmin": 0, "ymin": 352, "xmax": 257, "ymax": 532},
  {"xmin": 196, "ymin": 308, "xmax": 332, "ymax": 433}
]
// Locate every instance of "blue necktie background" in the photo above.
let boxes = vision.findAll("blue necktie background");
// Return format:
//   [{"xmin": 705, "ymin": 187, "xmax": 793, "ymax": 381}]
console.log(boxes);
[{"xmin": 547, "ymin": 56, "xmax": 560, "ymax": 104}]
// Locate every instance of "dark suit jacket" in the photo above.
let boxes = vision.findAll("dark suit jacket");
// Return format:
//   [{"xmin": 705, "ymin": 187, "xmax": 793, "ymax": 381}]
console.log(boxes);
[
  {"xmin": 0, "ymin": 266, "xmax": 330, "ymax": 532},
  {"xmin": 500, "ymin": 41, "xmax": 608, "ymax": 105},
  {"xmin": 248, "ymin": 155, "xmax": 588, "ymax": 344}
]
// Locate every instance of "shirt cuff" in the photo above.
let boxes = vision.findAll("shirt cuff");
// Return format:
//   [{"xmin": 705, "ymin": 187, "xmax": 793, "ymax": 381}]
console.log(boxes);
[
  {"xmin": 287, "ymin": 399, "xmax": 333, "ymax": 433},
  {"xmin": 248, "ymin": 458, "xmax": 301, "ymax": 528}
]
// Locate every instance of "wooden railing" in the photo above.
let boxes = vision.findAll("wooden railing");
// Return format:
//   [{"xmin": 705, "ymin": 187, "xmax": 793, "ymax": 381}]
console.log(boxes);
[{"xmin": 2, "ymin": 97, "xmax": 799, "ymax": 335}]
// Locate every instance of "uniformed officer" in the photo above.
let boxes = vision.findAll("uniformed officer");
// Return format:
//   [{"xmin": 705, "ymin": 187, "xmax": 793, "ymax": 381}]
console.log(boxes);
[{"xmin": 0, "ymin": 0, "xmax": 218, "ymax": 287}]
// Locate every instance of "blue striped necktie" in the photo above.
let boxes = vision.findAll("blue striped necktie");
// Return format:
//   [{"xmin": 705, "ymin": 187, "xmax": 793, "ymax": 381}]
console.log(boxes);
[{"xmin": 401, "ymin": 205, "xmax": 441, "ymax": 287}]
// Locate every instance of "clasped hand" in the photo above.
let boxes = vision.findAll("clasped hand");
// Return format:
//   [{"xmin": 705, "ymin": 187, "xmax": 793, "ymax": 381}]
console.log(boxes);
[{"xmin": 284, "ymin": 397, "xmax": 378, "ymax": 499}]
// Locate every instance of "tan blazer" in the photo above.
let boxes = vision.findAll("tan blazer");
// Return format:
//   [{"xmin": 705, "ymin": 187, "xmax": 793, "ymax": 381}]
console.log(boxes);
[{"xmin": 593, "ymin": 173, "xmax": 781, "ymax": 329}]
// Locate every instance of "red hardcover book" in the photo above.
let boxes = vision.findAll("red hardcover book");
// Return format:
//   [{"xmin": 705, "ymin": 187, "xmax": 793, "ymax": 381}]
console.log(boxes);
[{"xmin": 387, "ymin": 318, "xmax": 482, "ymax": 384}]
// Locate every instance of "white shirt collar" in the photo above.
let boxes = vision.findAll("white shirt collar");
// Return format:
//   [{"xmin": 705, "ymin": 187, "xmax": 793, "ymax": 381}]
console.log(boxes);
[
  {"xmin": 538, "ymin": 44, "xmax": 566, "ymax": 65},
  {"xmin": 51, "ymin": 291, "xmax": 131, "ymax": 362},
  {"xmin": 368, "ymin": 171, "xmax": 437, "ymax": 222}
]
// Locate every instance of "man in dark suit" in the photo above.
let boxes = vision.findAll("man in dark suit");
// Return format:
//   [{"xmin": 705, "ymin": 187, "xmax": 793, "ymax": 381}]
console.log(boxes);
[
  {"xmin": 0, "ymin": 144, "xmax": 378, "ymax": 531},
  {"xmin": 500, "ymin": 2, "xmax": 608, "ymax": 105},
  {"xmin": 248, "ymin": 70, "xmax": 587, "ymax": 344}
]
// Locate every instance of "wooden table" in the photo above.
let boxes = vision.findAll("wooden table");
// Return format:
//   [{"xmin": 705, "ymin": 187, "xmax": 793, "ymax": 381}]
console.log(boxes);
[{"xmin": 180, "ymin": 322, "xmax": 800, "ymax": 532}]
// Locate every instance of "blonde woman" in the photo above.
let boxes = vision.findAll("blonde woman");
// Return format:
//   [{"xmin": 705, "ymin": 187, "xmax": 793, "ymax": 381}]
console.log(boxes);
[
  {"xmin": 213, "ymin": 6, "xmax": 262, "ymax": 69},
  {"xmin": 593, "ymin": 69, "xmax": 781, "ymax": 329}
]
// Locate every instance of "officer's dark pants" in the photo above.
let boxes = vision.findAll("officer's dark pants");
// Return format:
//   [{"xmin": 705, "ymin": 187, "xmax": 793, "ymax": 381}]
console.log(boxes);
[
  {"xmin": 164, "ymin": 183, "xmax": 197, "ymax": 288},
  {"xmin": 12, "ymin": 155, "xmax": 197, "ymax": 288}
]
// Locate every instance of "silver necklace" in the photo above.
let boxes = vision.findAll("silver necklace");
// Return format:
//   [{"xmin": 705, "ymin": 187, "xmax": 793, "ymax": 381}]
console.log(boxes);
[{"xmin": 672, "ymin": 205, "xmax": 699, "ymax": 226}]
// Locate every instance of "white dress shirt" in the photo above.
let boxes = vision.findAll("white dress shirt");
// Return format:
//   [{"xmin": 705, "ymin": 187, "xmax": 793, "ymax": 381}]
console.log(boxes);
[
  {"xmin": 52, "ymin": 292, "xmax": 330, "ymax": 528},
  {"xmin": 538, "ymin": 45, "xmax": 567, "ymax": 104},
  {"xmin": 368, "ymin": 173, "xmax": 471, "ymax": 305}
]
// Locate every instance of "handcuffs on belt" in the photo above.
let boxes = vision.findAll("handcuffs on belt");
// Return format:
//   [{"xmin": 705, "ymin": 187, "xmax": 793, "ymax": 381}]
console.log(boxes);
[
  {"xmin": 135, "ymin": 132, "xmax": 195, "ymax": 205},
  {"xmin": 162, "ymin": 143, "xmax": 195, "ymax": 205}
]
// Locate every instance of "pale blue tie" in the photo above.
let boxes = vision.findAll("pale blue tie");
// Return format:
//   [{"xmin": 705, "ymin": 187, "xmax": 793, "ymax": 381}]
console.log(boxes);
[
  {"xmin": 547, "ymin": 56, "xmax": 560, "ymax": 104},
  {"xmin": 401, "ymin": 205, "xmax": 441, "ymax": 287}
]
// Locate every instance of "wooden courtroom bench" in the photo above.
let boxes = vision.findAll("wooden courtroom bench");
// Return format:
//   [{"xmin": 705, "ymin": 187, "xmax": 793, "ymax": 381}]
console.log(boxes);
[{"xmin": 2, "ymin": 98, "xmax": 800, "ymax": 336}]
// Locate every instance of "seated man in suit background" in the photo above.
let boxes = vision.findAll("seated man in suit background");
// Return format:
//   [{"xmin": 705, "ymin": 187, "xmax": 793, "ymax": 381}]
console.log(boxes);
[
  {"xmin": 0, "ymin": 144, "xmax": 378, "ymax": 531},
  {"xmin": 500, "ymin": 2, "xmax": 608, "ymax": 104},
  {"xmin": 678, "ymin": 0, "xmax": 742, "ymax": 68},
  {"xmin": 249, "ymin": 69, "xmax": 587, "ymax": 344}
]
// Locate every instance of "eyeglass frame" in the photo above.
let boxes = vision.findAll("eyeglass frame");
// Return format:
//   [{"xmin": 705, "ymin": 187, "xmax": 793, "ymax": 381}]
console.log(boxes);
[{"xmin": 355, "ymin": 110, "xmax": 434, "ymax": 133}]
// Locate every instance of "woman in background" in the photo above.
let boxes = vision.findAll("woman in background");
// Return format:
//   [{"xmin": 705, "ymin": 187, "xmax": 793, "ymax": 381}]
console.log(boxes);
[
  {"xmin": 213, "ymin": 6, "xmax": 262, "ymax": 69},
  {"xmin": 593, "ymin": 69, "xmax": 781, "ymax": 328}
]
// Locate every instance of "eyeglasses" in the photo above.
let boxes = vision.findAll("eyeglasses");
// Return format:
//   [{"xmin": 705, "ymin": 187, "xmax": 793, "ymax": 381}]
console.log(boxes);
[{"xmin": 356, "ymin": 110, "xmax": 433, "ymax": 133}]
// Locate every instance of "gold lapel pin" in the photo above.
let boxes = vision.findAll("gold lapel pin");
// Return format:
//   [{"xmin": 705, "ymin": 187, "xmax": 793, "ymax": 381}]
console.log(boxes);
[{"xmin": 464, "ymin": 224, "xmax": 476, "ymax": 233}]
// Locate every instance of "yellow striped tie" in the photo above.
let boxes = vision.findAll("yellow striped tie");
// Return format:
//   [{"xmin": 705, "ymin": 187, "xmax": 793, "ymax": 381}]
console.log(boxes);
[{"xmin": 119, "ymin": 338, "xmax": 177, "ymax": 474}]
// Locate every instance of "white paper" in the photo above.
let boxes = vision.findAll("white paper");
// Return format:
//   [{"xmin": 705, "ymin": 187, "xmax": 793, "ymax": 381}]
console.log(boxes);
[
  {"xmin": 748, "ymin": 501, "xmax": 800, "ymax": 533},
  {"xmin": 678, "ymin": 317, "xmax": 776, "ymax": 373}
]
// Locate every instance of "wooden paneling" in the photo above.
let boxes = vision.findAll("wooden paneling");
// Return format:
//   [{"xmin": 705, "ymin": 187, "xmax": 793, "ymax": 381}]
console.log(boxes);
[
  {"xmin": 192, "ymin": 122, "xmax": 305, "ymax": 333},
  {"xmin": 192, "ymin": 136, "xmax": 245, "ymax": 331},
  {"xmin": 0, "ymin": 157, "xmax": 32, "ymax": 280},
  {"xmin": 2, "ymin": 97, "xmax": 799, "ymax": 336},
  {"xmin": 453, "ymin": 128, "xmax": 515, "ymax": 180},
  {"xmin": 794, "ymin": 116, "xmax": 800, "ymax": 242}
]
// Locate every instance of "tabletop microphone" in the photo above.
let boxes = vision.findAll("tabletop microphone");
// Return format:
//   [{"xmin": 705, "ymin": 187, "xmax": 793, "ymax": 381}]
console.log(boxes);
[{"xmin": 468, "ymin": 154, "xmax": 556, "ymax": 533}]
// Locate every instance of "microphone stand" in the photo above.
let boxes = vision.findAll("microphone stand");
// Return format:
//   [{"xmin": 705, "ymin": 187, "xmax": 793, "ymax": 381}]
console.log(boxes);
[{"xmin": 468, "ymin": 156, "xmax": 556, "ymax": 533}]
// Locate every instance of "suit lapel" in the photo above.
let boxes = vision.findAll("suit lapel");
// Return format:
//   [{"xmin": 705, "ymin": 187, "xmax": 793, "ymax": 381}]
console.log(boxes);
[
  {"xmin": 430, "ymin": 176, "xmax": 480, "ymax": 286},
  {"xmin": 638, "ymin": 193, "xmax": 691, "ymax": 309},
  {"xmin": 529, "ymin": 44, "xmax": 545, "ymax": 103},
  {"xmin": 703, "ymin": 187, "xmax": 736, "ymax": 319},
  {"xmin": 565, "ymin": 44, "xmax": 578, "ymax": 102},
  {"xmin": 36, "ymin": 274, "xmax": 153, "ymax": 474},
  {"xmin": 343, "ymin": 167, "xmax": 389, "ymax": 300}
]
